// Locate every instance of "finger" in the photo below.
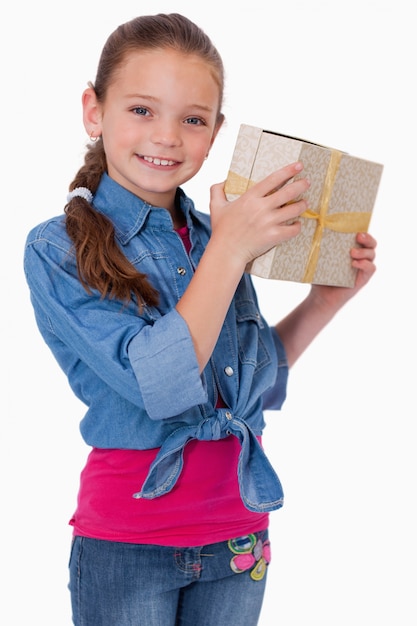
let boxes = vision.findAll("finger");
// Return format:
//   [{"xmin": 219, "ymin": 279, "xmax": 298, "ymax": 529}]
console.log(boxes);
[
  {"xmin": 273, "ymin": 197, "xmax": 309, "ymax": 224},
  {"xmin": 210, "ymin": 182, "xmax": 227, "ymax": 202},
  {"xmin": 356, "ymin": 231, "xmax": 377, "ymax": 249},
  {"xmin": 269, "ymin": 176, "xmax": 310, "ymax": 209},
  {"xmin": 251, "ymin": 161, "xmax": 305, "ymax": 197},
  {"xmin": 275, "ymin": 219, "xmax": 303, "ymax": 242},
  {"xmin": 351, "ymin": 245, "xmax": 376, "ymax": 263},
  {"xmin": 352, "ymin": 258, "xmax": 377, "ymax": 276}
]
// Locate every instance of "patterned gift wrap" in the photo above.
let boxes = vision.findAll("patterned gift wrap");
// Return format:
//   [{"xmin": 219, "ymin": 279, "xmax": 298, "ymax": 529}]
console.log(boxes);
[{"xmin": 225, "ymin": 124, "xmax": 383, "ymax": 287}]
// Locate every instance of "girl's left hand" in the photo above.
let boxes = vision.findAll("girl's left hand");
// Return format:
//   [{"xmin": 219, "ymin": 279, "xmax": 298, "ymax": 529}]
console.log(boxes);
[{"xmin": 310, "ymin": 232, "xmax": 377, "ymax": 310}]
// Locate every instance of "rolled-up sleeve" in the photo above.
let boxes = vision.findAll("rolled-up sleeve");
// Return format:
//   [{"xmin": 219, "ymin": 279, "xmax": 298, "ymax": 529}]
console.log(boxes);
[{"xmin": 128, "ymin": 308, "xmax": 207, "ymax": 419}]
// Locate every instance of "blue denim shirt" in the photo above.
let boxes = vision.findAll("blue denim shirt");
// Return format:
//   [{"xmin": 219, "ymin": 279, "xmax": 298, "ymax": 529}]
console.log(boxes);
[{"xmin": 24, "ymin": 174, "xmax": 289, "ymax": 512}]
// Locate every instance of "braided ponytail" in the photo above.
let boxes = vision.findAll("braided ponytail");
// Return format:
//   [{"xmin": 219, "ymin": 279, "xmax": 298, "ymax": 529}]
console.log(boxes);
[{"xmin": 65, "ymin": 140, "xmax": 159, "ymax": 309}]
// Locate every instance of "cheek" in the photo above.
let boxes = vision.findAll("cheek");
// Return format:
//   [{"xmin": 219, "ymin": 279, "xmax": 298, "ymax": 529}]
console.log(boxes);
[
  {"xmin": 101, "ymin": 115, "xmax": 133, "ymax": 147},
  {"xmin": 189, "ymin": 138, "xmax": 212, "ymax": 163}
]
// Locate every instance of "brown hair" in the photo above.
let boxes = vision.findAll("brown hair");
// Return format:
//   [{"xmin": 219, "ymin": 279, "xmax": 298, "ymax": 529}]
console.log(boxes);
[{"xmin": 65, "ymin": 13, "xmax": 225, "ymax": 309}]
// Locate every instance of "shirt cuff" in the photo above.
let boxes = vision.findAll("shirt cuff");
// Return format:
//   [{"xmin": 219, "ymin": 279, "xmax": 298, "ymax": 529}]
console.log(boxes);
[{"xmin": 128, "ymin": 308, "xmax": 207, "ymax": 419}]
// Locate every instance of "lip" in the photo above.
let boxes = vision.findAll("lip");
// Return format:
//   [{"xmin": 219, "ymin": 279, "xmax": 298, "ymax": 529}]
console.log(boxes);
[{"xmin": 138, "ymin": 154, "xmax": 179, "ymax": 167}]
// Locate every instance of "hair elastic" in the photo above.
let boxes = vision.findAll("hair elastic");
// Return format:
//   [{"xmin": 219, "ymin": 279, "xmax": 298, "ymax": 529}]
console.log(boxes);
[{"xmin": 67, "ymin": 187, "xmax": 94, "ymax": 204}]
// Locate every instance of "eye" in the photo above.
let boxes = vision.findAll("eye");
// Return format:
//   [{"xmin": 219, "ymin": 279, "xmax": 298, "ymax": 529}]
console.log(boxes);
[
  {"xmin": 184, "ymin": 117, "xmax": 206, "ymax": 126},
  {"xmin": 132, "ymin": 106, "xmax": 149, "ymax": 116}
]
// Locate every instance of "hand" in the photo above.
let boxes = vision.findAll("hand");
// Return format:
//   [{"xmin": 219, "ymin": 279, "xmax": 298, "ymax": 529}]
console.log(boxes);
[
  {"xmin": 310, "ymin": 231, "xmax": 377, "ymax": 311},
  {"xmin": 210, "ymin": 162, "xmax": 310, "ymax": 267}
]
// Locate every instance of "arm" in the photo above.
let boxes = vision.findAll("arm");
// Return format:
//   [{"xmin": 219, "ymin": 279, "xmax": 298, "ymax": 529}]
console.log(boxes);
[
  {"xmin": 176, "ymin": 162, "xmax": 310, "ymax": 371},
  {"xmin": 24, "ymin": 230, "xmax": 206, "ymax": 416},
  {"xmin": 275, "ymin": 232, "xmax": 377, "ymax": 367}
]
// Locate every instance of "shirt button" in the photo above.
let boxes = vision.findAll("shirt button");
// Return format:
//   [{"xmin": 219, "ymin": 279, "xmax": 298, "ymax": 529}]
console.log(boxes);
[
  {"xmin": 225, "ymin": 411, "xmax": 233, "ymax": 420},
  {"xmin": 177, "ymin": 267, "xmax": 186, "ymax": 276},
  {"xmin": 224, "ymin": 366, "xmax": 234, "ymax": 376}
]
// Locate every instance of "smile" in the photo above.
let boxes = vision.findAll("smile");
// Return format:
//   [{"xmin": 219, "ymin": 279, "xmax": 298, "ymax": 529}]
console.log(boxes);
[{"xmin": 142, "ymin": 155, "xmax": 177, "ymax": 166}]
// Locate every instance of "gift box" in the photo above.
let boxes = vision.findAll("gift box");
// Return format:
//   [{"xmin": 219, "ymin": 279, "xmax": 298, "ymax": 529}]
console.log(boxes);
[{"xmin": 224, "ymin": 124, "xmax": 383, "ymax": 287}]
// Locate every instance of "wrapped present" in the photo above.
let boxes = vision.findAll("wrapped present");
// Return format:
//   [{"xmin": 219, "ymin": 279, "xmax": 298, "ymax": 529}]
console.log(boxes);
[{"xmin": 224, "ymin": 124, "xmax": 383, "ymax": 287}]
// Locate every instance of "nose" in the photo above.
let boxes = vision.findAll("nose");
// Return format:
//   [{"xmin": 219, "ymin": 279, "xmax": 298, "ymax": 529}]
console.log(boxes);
[{"xmin": 150, "ymin": 119, "xmax": 182, "ymax": 147}]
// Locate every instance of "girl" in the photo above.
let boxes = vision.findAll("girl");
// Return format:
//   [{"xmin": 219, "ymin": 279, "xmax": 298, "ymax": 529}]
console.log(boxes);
[{"xmin": 24, "ymin": 13, "xmax": 377, "ymax": 626}]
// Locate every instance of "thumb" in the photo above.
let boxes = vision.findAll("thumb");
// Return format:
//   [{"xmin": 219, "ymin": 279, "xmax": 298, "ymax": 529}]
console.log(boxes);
[
  {"xmin": 210, "ymin": 181, "xmax": 228, "ymax": 205},
  {"xmin": 209, "ymin": 181, "xmax": 228, "ymax": 221}
]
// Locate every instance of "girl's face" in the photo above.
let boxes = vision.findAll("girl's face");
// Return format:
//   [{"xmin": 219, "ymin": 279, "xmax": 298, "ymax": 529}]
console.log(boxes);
[{"xmin": 83, "ymin": 48, "xmax": 223, "ymax": 211}]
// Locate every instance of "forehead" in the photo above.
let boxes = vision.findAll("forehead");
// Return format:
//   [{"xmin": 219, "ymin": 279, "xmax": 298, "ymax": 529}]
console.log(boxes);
[{"xmin": 113, "ymin": 48, "xmax": 219, "ymax": 89}]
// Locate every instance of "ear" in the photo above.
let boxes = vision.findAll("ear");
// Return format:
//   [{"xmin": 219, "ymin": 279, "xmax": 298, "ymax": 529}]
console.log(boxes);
[{"xmin": 82, "ymin": 86, "xmax": 103, "ymax": 139}]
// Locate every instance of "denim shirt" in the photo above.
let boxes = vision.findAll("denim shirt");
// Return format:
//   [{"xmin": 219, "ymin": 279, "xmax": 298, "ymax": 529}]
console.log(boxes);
[{"xmin": 24, "ymin": 174, "xmax": 289, "ymax": 512}]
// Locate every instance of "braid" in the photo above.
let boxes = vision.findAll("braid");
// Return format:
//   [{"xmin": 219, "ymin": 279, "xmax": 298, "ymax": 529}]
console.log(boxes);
[{"xmin": 65, "ymin": 140, "xmax": 159, "ymax": 309}]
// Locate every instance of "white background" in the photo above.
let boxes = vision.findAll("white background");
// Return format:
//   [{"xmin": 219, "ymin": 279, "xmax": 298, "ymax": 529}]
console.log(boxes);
[{"xmin": 2, "ymin": 0, "xmax": 416, "ymax": 624}]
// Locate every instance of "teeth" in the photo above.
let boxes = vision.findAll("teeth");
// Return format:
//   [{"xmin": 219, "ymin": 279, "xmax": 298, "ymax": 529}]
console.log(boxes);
[{"xmin": 143, "ymin": 156, "xmax": 175, "ymax": 166}]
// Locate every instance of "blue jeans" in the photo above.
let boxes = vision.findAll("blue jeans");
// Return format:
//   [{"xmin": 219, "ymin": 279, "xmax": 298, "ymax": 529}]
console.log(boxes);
[{"xmin": 69, "ymin": 531, "xmax": 270, "ymax": 625}]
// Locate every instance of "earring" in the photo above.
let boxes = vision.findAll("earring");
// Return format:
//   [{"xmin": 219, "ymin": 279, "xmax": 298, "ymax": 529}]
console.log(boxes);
[{"xmin": 89, "ymin": 132, "xmax": 99, "ymax": 143}]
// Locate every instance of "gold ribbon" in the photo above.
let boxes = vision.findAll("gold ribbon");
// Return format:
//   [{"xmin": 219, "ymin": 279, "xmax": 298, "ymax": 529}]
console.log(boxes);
[
  {"xmin": 225, "ymin": 150, "xmax": 371, "ymax": 283},
  {"xmin": 224, "ymin": 170, "xmax": 257, "ymax": 195}
]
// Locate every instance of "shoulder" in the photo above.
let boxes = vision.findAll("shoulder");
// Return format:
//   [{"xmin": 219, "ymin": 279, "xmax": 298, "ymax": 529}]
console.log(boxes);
[
  {"xmin": 25, "ymin": 214, "xmax": 71, "ymax": 251},
  {"xmin": 24, "ymin": 214, "xmax": 76, "ymax": 281}
]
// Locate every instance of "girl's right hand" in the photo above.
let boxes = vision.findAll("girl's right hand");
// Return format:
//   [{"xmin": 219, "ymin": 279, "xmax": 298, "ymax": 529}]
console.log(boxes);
[{"xmin": 210, "ymin": 162, "xmax": 310, "ymax": 266}]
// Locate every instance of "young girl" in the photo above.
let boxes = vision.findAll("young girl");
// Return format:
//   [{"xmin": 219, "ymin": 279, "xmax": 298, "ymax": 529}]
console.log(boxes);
[{"xmin": 24, "ymin": 13, "xmax": 377, "ymax": 626}]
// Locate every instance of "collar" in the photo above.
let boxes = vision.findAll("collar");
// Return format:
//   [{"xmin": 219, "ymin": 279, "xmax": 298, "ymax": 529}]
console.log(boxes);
[{"xmin": 92, "ymin": 173, "xmax": 196, "ymax": 245}]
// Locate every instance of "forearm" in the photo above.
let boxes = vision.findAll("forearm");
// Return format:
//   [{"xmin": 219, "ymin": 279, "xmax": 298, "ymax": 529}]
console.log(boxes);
[
  {"xmin": 176, "ymin": 236, "xmax": 246, "ymax": 372},
  {"xmin": 176, "ymin": 162, "xmax": 314, "ymax": 372},
  {"xmin": 275, "ymin": 288, "xmax": 345, "ymax": 368},
  {"xmin": 275, "ymin": 231, "xmax": 377, "ymax": 367}
]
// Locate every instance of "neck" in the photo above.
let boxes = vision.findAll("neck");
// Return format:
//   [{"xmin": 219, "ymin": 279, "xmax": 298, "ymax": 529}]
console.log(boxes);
[{"xmin": 169, "ymin": 191, "xmax": 186, "ymax": 230}]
